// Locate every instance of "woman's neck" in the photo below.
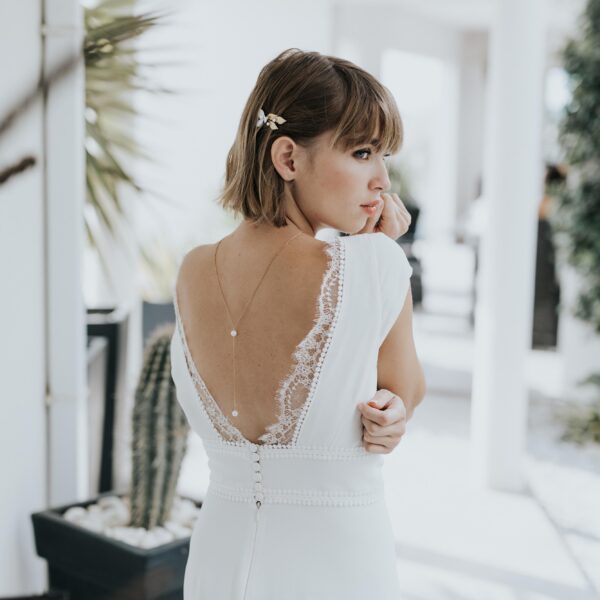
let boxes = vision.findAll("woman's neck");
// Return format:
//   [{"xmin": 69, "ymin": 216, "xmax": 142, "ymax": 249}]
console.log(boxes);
[{"xmin": 236, "ymin": 217, "xmax": 313, "ymax": 243}]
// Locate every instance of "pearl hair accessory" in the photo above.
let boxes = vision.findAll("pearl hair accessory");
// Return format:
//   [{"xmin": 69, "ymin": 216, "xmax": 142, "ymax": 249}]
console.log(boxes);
[{"xmin": 256, "ymin": 108, "xmax": 286, "ymax": 130}]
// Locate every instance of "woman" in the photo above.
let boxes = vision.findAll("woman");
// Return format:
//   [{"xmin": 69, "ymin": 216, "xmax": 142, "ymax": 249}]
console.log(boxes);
[{"xmin": 171, "ymin": 48, "xmax": 426, "ymax": 599}]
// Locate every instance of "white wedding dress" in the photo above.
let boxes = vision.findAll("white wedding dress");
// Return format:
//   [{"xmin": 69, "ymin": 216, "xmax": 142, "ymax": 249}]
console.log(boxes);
[{"xmin": 170, "ymin": 231, "xmax": 413, "ymax": 599}]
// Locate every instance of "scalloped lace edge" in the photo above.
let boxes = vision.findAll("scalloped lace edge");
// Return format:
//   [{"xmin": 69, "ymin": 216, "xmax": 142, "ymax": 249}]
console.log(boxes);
[{"xmin": 173, "ymin": 237, "xmax": 344, "ymax": 447}]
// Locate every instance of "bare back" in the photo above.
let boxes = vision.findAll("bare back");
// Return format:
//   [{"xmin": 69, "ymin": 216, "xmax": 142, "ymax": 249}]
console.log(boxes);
[{"xmin": 174, "ymin": 231, "xmax": 336, "ymax": 445}]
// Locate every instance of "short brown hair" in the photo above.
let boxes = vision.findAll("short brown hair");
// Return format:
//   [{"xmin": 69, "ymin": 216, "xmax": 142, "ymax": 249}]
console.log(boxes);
[{"xmin": 217, "ymin": 48, "xmax": 403, "ymax": 227}]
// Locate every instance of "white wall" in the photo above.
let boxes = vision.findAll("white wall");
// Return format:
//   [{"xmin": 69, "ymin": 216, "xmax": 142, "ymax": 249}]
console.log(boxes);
[{"xmin": 0, "ymin": 1, "xmax": 48, "ymax": 594}]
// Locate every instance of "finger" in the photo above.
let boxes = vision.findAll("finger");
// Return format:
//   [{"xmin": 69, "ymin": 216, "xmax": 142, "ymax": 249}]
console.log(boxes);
[
  {"xmin": 359, "ymin": 389, "xmax": 397, "ymax": 413},
  {"xmin": 368, "ymin": 396, "xmax": 394, "ymax": 410},
  {"xmin": 361, "ymin": 416, "xmax": 403, "ymax": 441},
  {"xmin": 372, "ymin": 388, "xmax": 398, "ymax": 405},
  {"xmin": 363, "ymin": 430, "xmax": 400, "ymax": 445},
  {"xmin": 373, "ymin": 196, "xmax": 386, "ymax": 222},
  {"xmin": 362, "ymin": 419, "xmax": 405, "ymax": 442},
  {"xmin": 398, "ymin": 215, "xmax": 410, "ymax": 236},
  {"xmin": 359, "ymin": 403, "xmax": 401, "ymax": 427},
  {"xmin": 363, "ymin": 441, "xmax": 392, "ymax": 454},
  {"xmin": 365, "ymin": 421, "xmax": 406, "ymax": 438},
  {"xmin": 390, "ymin": 193, "xmax": 411, "ymax": 220},
  {"xmin": 389, "ymin": 192, "xmax": 403, "ymax": 208},
  {"xmin": 361, "ymin": 197, "xmax": 385, "ymax": 232},
  {"xmin": 363, "ymin": 416, "xmax": 406, "ymax": 437}
]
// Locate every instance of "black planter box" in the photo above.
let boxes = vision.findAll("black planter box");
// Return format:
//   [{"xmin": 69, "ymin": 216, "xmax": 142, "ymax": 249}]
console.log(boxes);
[
  {"xmin": 31, "ymin": 492, "xmax": 202, "ymax": 600},
  {"xmin": 1, "ymin": 593, "xmax": 69, "ymax": 600}
]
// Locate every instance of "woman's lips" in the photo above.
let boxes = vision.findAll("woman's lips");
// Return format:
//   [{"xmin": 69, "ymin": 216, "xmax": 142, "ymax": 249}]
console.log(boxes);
[
  {"xmin": 360, "ymin": 201, "xmax": 380, "ymax": 208},
  {"xmin": 361, "ymin": 203, "xmax": 378, "ymax": 213}
]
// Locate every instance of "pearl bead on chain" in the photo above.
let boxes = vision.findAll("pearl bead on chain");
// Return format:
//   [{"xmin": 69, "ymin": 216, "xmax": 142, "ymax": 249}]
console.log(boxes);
[
  {"xmin": 230, "ymin": 330, "xmax": 238, "ymax": 416},
  {"xmin": 214, "ymin": 231, "xmax": 303, "ymax": 418}
]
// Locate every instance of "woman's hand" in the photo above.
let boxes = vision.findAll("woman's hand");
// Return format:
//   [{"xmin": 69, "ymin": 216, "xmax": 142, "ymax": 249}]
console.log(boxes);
[
  {"xmin": 357, "ymin": 389, "xmax": 407, "ymax": 454},
  {"xmin": 356, "ymin": 192, "xmax": 412, "ymax": 239}
]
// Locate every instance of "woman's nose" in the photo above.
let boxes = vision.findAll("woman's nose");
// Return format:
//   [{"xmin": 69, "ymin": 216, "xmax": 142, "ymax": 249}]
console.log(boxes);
[{"xmin": 372, "ymin": 158, "xmax": 391, "ymax": 191}]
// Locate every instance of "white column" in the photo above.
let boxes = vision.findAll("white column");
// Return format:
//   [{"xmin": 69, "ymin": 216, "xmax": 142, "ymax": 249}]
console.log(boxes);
[
  {"xmin": 44, "ymin": 0, "xmax": 89, "ymax": 504},
  {"xmin": 0, "ymin": 3, "xmax": 48, "ymax": 594},
  {"xmin": 470, "ymin": 0, "xmax": 546, "ymax": 490}
]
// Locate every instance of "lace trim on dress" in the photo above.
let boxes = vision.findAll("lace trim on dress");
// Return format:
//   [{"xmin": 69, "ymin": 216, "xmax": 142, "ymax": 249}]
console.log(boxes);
[
  {"xmin": 174, "ymin": 315, "xmax": 248, "ymax": 444},
  {"xmin": 258, "ymin": 239, "xmax": 344, "ymax": 445},
  {"xmin": 173, "ymin": 236, "xmax": 345, "ymax": 447}
]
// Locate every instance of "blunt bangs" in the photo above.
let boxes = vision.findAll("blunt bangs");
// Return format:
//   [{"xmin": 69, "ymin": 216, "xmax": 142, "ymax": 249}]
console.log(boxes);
[{"xmin": 330, "ymin": 82, "xmax": 403, "ymax": 155}]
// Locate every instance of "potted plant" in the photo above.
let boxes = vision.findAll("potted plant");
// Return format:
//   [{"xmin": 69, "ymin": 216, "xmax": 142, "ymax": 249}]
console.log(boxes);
[
  {"xmin": 549, "ymin": 0, "xmax": 600, "ymax": 444},
  {"xmin": 32, "ymin": 324, "xmax": 198, "ymax": 600}
]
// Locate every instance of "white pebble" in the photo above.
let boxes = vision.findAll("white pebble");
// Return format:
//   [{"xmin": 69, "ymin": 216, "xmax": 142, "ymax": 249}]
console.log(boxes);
[
  {"xmin": 165, "ymin": 521, "xmax": 192, "ymax": 539},
  {"xmin": 139, "ymin": 531, "xmax": 160, "ymax": 548},
  {"xmin": 63, "ymin": 506, "xmax": 87, "ymax": 523},
  {"xmin": 64, "ymin": 495, "xmax": 198, "ymax": 548},
  {"xmin": 102, "ymin": 505, "xmax": 129, "ymax": 527},
  {"xmin": 152, "ymin": 526, "xmax": 175, "ymax": 544}
]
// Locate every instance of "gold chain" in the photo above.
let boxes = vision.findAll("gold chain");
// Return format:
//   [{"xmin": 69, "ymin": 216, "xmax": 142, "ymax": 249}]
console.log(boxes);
[{"xmin": 213, "ymin": 231, "xmax": 304, "ymax": 418}]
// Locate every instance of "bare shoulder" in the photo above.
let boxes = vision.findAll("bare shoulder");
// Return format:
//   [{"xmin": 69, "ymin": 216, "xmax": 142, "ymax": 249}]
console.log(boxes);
[
  {"xmin": 178, "ymin": 235, "xmax": 331, "ymax": 283},
  {"xmin": 177, "ymin": 243, "xmax": 216, "ymax": 289},
  {"xmin": 185, "ymin": 243, "xmax": 216, "ymax": 262}
]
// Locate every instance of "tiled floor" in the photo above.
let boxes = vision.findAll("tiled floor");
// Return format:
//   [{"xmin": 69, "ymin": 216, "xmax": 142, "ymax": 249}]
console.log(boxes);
[{"xmin": 177, "ymin": 238, "xmax": 600, "ymax": 599}]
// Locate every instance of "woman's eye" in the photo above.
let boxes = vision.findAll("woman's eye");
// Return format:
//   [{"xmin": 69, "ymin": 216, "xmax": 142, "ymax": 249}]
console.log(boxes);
[
  {"xmin": 354, "ymin": 149, "xmax": 392, "ymax": 161},
  {"xmin": 354, "ymin": 149, "xmax": 371, "ymax": 159}
]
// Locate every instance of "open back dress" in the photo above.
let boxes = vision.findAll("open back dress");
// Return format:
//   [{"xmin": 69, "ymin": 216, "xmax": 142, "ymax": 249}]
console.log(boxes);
[{"xmin": 170, "ymin": 231, "xmax": 413, "ymax": 599}]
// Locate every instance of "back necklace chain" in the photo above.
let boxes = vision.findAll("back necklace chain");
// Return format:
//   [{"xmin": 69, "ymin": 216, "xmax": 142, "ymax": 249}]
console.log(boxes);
[{"xmin": 213, "ymin": 231, "xmax": 304, "ymax": 418}]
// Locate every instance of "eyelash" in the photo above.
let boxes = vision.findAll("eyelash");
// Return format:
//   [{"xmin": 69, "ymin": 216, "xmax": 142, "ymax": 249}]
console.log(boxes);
[{"xmin": 354, "ymin": 149, "xmax": 392, "ymax": 160}]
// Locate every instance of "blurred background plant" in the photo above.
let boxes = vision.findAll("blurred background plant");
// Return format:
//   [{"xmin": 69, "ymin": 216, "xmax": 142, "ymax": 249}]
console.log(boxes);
[
  {"xmin": 549, "ymin": 0, "xmax": 600, "ymax": 444},
  {"xmin": 0, "ymin": 0, "xmax": 179, "ymax": 298},
  {"xmin": 83, "ymin": 0, "xmax": 177, "ymax": 295}
]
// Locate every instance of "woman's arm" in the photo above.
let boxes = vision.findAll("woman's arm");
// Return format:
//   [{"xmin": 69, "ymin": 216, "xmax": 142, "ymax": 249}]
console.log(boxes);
[
  {"xmin": 376, "ymin": 286, "xmax": 426, "ymax": 420},
  {"xmin": 358, "ymin": 286, "xmax": 426, "ymax": 454}
]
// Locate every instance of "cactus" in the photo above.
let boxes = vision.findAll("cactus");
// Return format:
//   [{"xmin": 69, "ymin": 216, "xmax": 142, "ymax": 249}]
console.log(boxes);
[{"xmin": 129, "ymin": 323, "xmax": 190, "ymax": 530}]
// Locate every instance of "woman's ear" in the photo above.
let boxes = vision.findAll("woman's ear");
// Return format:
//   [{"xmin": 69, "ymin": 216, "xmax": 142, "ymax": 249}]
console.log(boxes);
[{"xmin": 271, "ymin": 136, "xmax": 298, "ymax": 182}]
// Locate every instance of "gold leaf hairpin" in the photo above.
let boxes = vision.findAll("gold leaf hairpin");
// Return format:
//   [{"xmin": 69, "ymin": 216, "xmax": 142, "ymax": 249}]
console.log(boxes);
[{"xmin": 256, "ymin": 108, "xmax": 286, "ymax": 130}]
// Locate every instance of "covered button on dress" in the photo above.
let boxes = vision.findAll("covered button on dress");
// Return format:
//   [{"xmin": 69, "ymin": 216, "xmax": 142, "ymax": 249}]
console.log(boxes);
[{"xmin": 170, "ymin": 231, "xmax": 413, "ymax": 599}]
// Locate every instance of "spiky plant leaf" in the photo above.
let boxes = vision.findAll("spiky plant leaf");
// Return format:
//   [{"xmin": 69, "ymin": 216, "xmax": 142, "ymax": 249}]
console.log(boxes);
[{"xmin": 84, "ymin": 0, "xmax": 173, "ymax": 290}]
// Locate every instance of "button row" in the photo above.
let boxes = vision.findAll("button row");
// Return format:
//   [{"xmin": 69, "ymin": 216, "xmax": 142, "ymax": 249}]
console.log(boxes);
[{"xmin": 252, "ymin": 447, "xmax": 263, "ymax": 505}]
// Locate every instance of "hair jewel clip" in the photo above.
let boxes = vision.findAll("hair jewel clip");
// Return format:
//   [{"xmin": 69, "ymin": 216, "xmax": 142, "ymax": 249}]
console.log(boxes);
[{"xmin": 256, "ymin": 108, "xmax": 286, "ymax": 130}]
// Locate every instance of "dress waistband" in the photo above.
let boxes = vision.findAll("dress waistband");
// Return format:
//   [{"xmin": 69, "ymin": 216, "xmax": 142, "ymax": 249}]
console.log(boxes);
[{"xmin": 202, "ymin": 439, "xmax": 385, "ymax": 507}]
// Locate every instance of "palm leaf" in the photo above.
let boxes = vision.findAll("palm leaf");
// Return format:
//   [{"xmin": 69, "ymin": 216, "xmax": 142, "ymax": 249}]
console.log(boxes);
[{"xmin": 84, "ymin": 0, "xmax": 176, "ymax": 292}]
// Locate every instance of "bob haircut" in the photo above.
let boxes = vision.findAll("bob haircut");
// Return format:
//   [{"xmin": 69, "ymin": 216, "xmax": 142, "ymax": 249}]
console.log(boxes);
[{"xmin": 218, "ymin": 48, "xmax": 403, "ymax": 228}]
